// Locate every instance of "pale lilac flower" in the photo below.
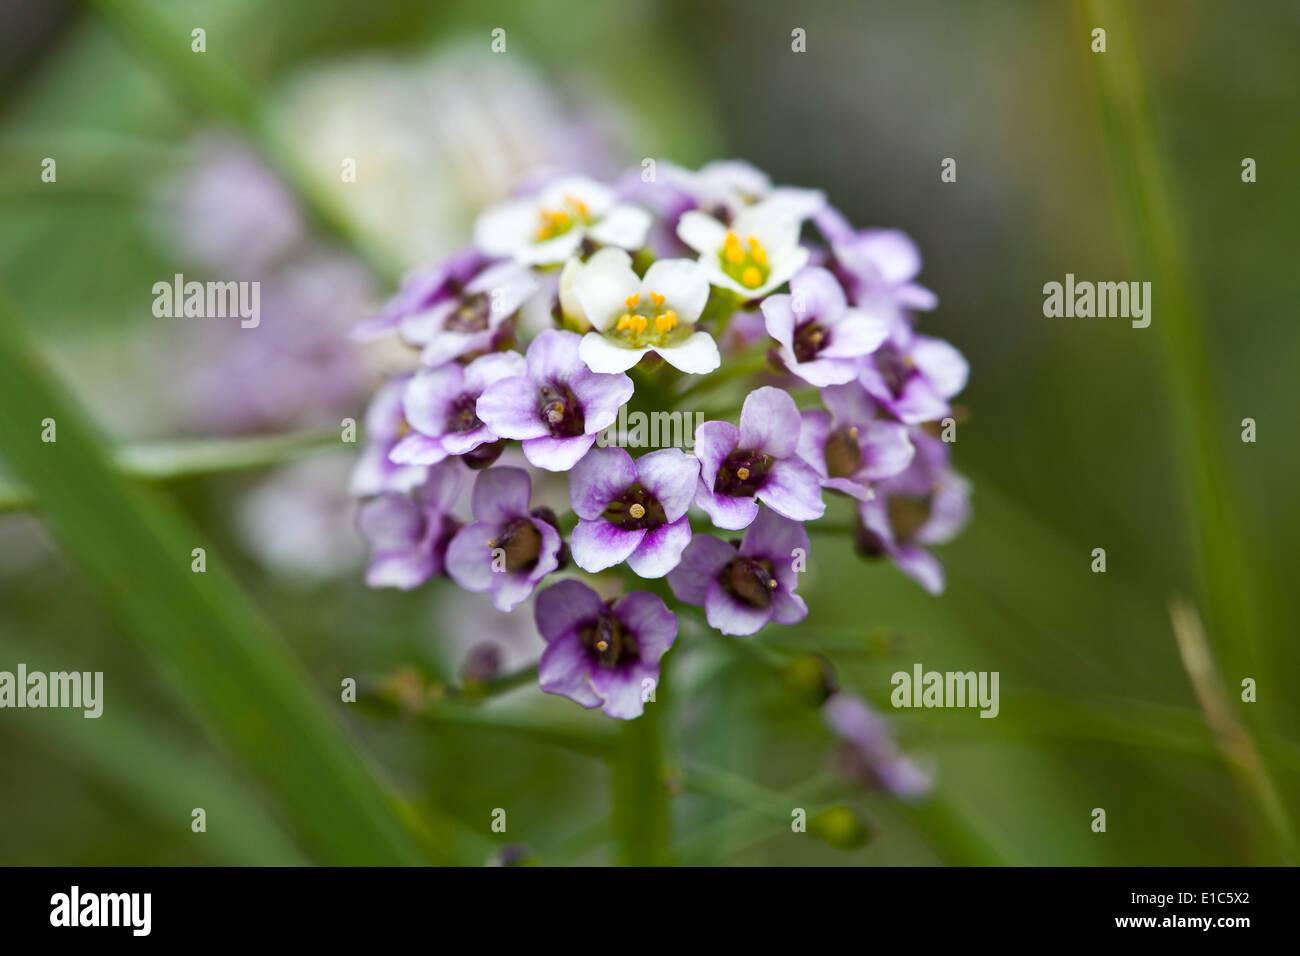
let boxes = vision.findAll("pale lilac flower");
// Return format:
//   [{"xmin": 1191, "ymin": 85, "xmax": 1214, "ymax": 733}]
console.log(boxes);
[
  {"xmin": 855, "ymin": 433, "xmax": 971, "ymax": 594},
  {"xmin": 666, "ymin": 159, "xmax": 825, "ymax": 224},
  {"xmin": 476, "ymin": 329, "xmax": 634, "ymax": 471},
  {"xmin": 357, "ymin": 461, "xmax": 464, "ymax": 590},
  {"xmin": 694, "ymin": 387, "xmax": 825, "ymax": 530},
  {"xmin": 444, "ymin": 467, "xmax": 562, "ymax": 611},
  {"xmin": 350, "ymin": 374, "xmax": 428, "ymax": 497},
  {"xmin": 390, "ymin": 351, "xmax": 525, "ymax": 466},
  {"xmin": 762, "ymin": 266, "xmax": 889, "ymax": 386},
  {"xmin": 796, "ymin": 383, "xmax": 915, "ymax": 501},
  {"xmin": 816, "ymin": 206, "xmax": 937, "ymax": 337},
  {"xmin": 534, "ymin": 579, "xmax": 678, "ymax": 719},
  {"xmin": 352, "ymin": 249, "xmax": 487, "ymax": 339},
  {"xmin": 667, "ymin": 507, "xmax": 809, "ymax": 636},
  {"xmin": 473, "ymin": 175, "xmax": 651, "ymax": 266},
  {"xmin": 824, "ymin": 693, "xmax": 932, "ymax": 800},
  {"xmin": 857, "ymin": 332, "xmax": 969, "ymax": 426},
  {"xmin": 677, "ymin": 199, "xmax": 810, "ymax": 299},
  {"xmin": 573, "ymin": 249, "xmax": 721, "ymax": 374},
  {"xmin": 569, "ymin": 446, "xmax": 699, "ymax": 578}
]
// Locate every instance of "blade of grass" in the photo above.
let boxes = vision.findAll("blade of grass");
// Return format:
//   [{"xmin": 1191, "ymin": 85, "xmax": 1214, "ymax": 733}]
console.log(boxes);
[{"xmin": 0, "ymin": 291, "xmax": 436, "ymax": 864}]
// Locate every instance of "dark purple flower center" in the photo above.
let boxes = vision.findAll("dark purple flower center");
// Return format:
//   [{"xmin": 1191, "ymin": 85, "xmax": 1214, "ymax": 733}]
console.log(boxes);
[
  {"xmin": 580, "ymin": 611, "xmax": 639, "ymax": 669},
  {"xmin": 792, "ymin": 320, "xmax": 829, "ymax": 363},
  {"xmin": 445, "ymin": 292, "xmax": 493, "ymax": 334},
  {"xmin": 447, "ymin": 392, "xmax": 483, "ymax": 434},
  {"xmin": 887, "ymin": 495, "xmax": 932, "ymax": 542},
  {"xmin": 538, "ymin": 381, "xmax": 586, "ymax": 438},
  {"xmin": 874, "ymin": 345, "xmax": 913, "ymax": 398},
  {"xmin": 722, "ymin": 555, "xmax": 778, "ymax": 609},
  {"xmin": 602, "ymin": 483, "xmax": 666, "ymax": 531},
  {"xmin": 715, "ymin": 449, "xmax": 773, "ymax": 497},
  {"xmin": 824, "ymin": 426, "xmax": 862, "ymax": 479},
  {"xmin": 489, "ymin": 517, "xmax": 542, "ymax": 572}
]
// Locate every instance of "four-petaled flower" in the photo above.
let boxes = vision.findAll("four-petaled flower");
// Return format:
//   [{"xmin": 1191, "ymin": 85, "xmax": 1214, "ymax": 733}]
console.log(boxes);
[
  {"xmin": 762, "ymin": 266, "xmax": 889, "ymax": 386},
  {"xmin": 855, "ymin": 432, "xmax": 971, "ymax": 594},
  {"xmin": 476, "ymin": 329, "xmax": 634, "ymax": 471},
  {"xmin": 356, "ymin": 460, "xmax": 463, "ymax": 589},
  {"xmin": 667, "ymin": 507, "xmax": 809, "ymax": 636},
  {"xmin": 797, "ymin": 383, "xmax": 915, "ymax": 501},
  {"xmin": 573, "ymin": 248, "xmax": 721, "ymax": 374},
  {"xmin": 569, "ymin": 445, "xmax": 699, "ymax": 577},
  {"xmin": 474, "ymin": 175, "xmax": 652, "ymax": 266},
  {"xmin": 444, "ymin": 467, "xmax": 562, "ymax": 611},
  {"xmin": 390, "ymin": 351, "xmax": 525, "ymax": 466},
  {"xmin": 677, "ymin": 199, "xmax": 810, "ymax": 299},
  {"xmin": 535, "ymin": 579, "xmax": 678, "ymax": 719},
  {"xmin": 694, "ymin": 386, "xmax": 826, "ymax": 530},
  {"xmin": 857, "ymin": 331, "xmax": 969, "ymax": 426}
]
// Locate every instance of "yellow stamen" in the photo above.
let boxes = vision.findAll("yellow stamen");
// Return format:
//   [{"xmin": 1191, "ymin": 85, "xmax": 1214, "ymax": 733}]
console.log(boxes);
[
  {"xmin": 767, "ymin": 578, "xmax": 778, "ymax": 589},
  {"xmin": 595, "ymin": 639, "xmax": 609, "ymax": 652},
  {"xmin": 649, "ymin": 291, "xmax": 666, "ymax": 306},
  {"xmin": 848, "ymin": 426, "xmax": 859, "ymax": 439},
  {"xmin": 736, "ymin": 467, "xmax": 751, "ymax": 480},
  {"xmin": 625, "ymin": 293, "xmax": 641, "ymax": 308},
  {"xmin": 741, "ymin": 266, "xmax": 762, "ymax": 288},
  {"xmin": 617, "ymin": 313, "xmax": 633, "ymax": 331},
  {"xmin": 629, "ymin": 314, "xmax": 648, "ymax": 335},
  {"xmin": 725, "ymin": 245, "xmax": 745, "ymax": 265},
  {"xmin": 655, "ymin": 310, "xmax": 678, "ymax": 334},
  {"xmin": 629, "ymin": 503, "xmax": 646, "ymax": 520}
]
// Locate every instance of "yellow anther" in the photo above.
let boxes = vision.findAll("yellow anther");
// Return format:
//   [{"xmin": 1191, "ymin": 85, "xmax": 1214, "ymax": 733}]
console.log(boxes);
[
  {"xmin": 767, "ymin": 578, "xmax": 778, "ymax": 589},
  {"xmin": 630, "ymin": 314, "xmax": 648, "ymax": 335},
  {"xmin": 629, "ymin": 503, "xmax": 646, "ymax": 520},
  {"xmin": 741, "ymin": 266, "xmax": 762, "ymax": 288},
  {"xmin": 736, "ymin": 467, "xmax": 751, "ymax": 481},
  {"xmin": 649, "ymin": 291, "xmax": 666, "ymax": 306},
  {"xmin": 595, "ymin": 639, "xmax": 609, "ymax": 652},
  {"xmin": 750, "ymin": 243, "xmax": 767, "ymax": 266},
  {"xmin": 625, "ymin": 293, "xmax": 641, "ymax": 308},
  {"xmin": 724, "ymin": 245, "xmax": 745, "ymax": 265},
  {"xmin": 848, "ymin": 426, "xmax": 859, "ymax": 439},
  {"xmin": 655, "ymin": 310, "xmax": 678, "ymax": 334},
  {"xmin": 617, "ymin": 313, "xmax": 633, "ymax": 331},
  {"xmin": 724, "ymin": 231, "xmax": 741, "ymax": 246}
]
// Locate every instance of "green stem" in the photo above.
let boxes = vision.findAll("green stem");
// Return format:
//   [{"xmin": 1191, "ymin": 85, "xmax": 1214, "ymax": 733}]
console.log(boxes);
[{"xmin": 1, "ymin": 429, "xmax": 344, "ymax": 514}]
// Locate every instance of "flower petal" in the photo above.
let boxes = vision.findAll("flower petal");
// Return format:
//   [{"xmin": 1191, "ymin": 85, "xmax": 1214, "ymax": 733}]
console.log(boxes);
[
  {"xmin": 470, "ymin": 466, "xmax": 532, "ymax": 525},
  {"xmin": 537, "ymin": 632, "xmax": 602, "ymax": 709},
  {"xmin": 626, "ymin": 515, "xmax": 692, "ymax": 578},
  {"xmin": 588, "ymin": 202, "xmax": 653, "ymax": 250},
  {"xmin": 704, "ymin": 579, "xmax": 771, "ymax": 636},
  {"xmin": 522, "ymin": 433, "xmax": 596, "ymax": 471},
  {"xmin": 755, "ymin": 457, "xmax": 826, "ymax": 521},
  {"xmin": 695, "ymin": 483, "xmax": 760, "ymax": 530},
  {"xmin": 613, "ymin": 591, "xmax": 679, "ymax": 662},
  {"xmin": 667, "ymin": 533, "xmax": 736, "ymax": 606},
  {"xmin": 570, "ymin": 518, "xmax": 645, "ymax": 572},
  {"xmin": 738, "ymin": 386, "xmax": 802, "ymax": 459},
  {"xmin": 655, "ymin": 331, "xmax": 721, "ymax": 374},
  {"xmin": 572, "ymin": 247, "xmax": 639, "ymax": 332},
  {"xmin": 693, "ymin": 420, "xmax": 739, "ymax": 487},
  {"xmin": 476, "ymin": 375, "xmax": 550, "ymax": 440},
  {"xmin": 635, "ymin": 448, "xmax": 701, "ymax": 521},
  {"xmin": 641, "ymin": 258, "xmax": 711, "ymax": 322},
  {"xmin": 568, "ymin": 445, "xmax": 636, "ymax": 519},
  {"xmin": 579, "ymin": 333, "xmax": 648, "ymax": 374},
  {"xmin": 444, "ymin": 521, "xmax": 496, "ymax": 592},
  {"xmin": 676, "ymin": 209, "xmax": 728, "ymax": 255},
  {"xmin": 534, "ymin": 578, "xmax": 607, "ymax": 642}
]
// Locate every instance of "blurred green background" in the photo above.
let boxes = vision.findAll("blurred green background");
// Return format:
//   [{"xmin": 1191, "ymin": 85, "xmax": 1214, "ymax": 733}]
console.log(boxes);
[{"xmin": 1, "ymin": 0, "xmax": 1297, "ymax": 865}]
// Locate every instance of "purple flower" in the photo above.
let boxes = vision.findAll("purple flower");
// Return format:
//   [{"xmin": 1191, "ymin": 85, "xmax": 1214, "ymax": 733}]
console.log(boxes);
[
  {"xmin": 390, "ymin": 351, "xmax": 525, "ymax": 466},
  {"xmin": 796, "ymin": 383, "xmax": 915, "ymax": 501},
  {"xmin": 823, "ymin": 693, "xmax": 932, "ymax": 800},
  {"xmin": 694, "ymin": 386, "xmax": 826, "ymax": 530},
  {"xmin": 353, "ymin": 252, "xmax": 538, "ymax": 368},
  {"xmin": 815, "ymin": 206, "xmax": 937, "ymax": 337},
  {"xmin": 569, "ymin": 446, "xmax": 699, "ymax": 578},
  {"xmin": 444, "ymin": 467, "xmax": 562, "ymax": 611},
  {"xmin": 534, "ymin": 579, "xmax": 678, "ymax": 719},
  {"xmin": 475, "ymin": 329, "xmax": 634, "ymax": 472},
  {"xmin": 855, "ymin": 432, "xmax": 971, "ymax": 594},
  {"xmin": 857, "ymin": 332, "xmax": 969, "ymax": 426},
  {"xmin": 350, "ymin": 374, "xmax": 428, "ymax": 497},
  {"xmin": 356, "ymin": 461, "xmax": 464, "ymax": 590},
  {"xmin": 761, "ymin": 267, "xmax": 888, "ymax": 386},
  {"xmin": 667, "ymin": 507, "xmax": 809, "ymax": 636}
]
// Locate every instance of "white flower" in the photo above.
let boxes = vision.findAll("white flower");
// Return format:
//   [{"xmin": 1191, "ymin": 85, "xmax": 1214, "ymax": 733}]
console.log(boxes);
[
  {"xmin": 677, "ymin": 199, "xmax": 810, "ymax": 299},
  {"xmin": 473, "ymin": 175, "xmax": 652, "ymax": 266},
  {"xmin": 666, "ymin": 159, "xmax": 825, "ymax": 222},
  {"xmin": 573, "ymin": 249, "xmax": 720, "ymax": 374}
]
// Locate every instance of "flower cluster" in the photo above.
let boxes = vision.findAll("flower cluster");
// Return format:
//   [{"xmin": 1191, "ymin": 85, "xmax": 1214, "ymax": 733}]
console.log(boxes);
[{"xmin": 350, "ymin": 160, "xmax": 970, "ymax": 721}]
